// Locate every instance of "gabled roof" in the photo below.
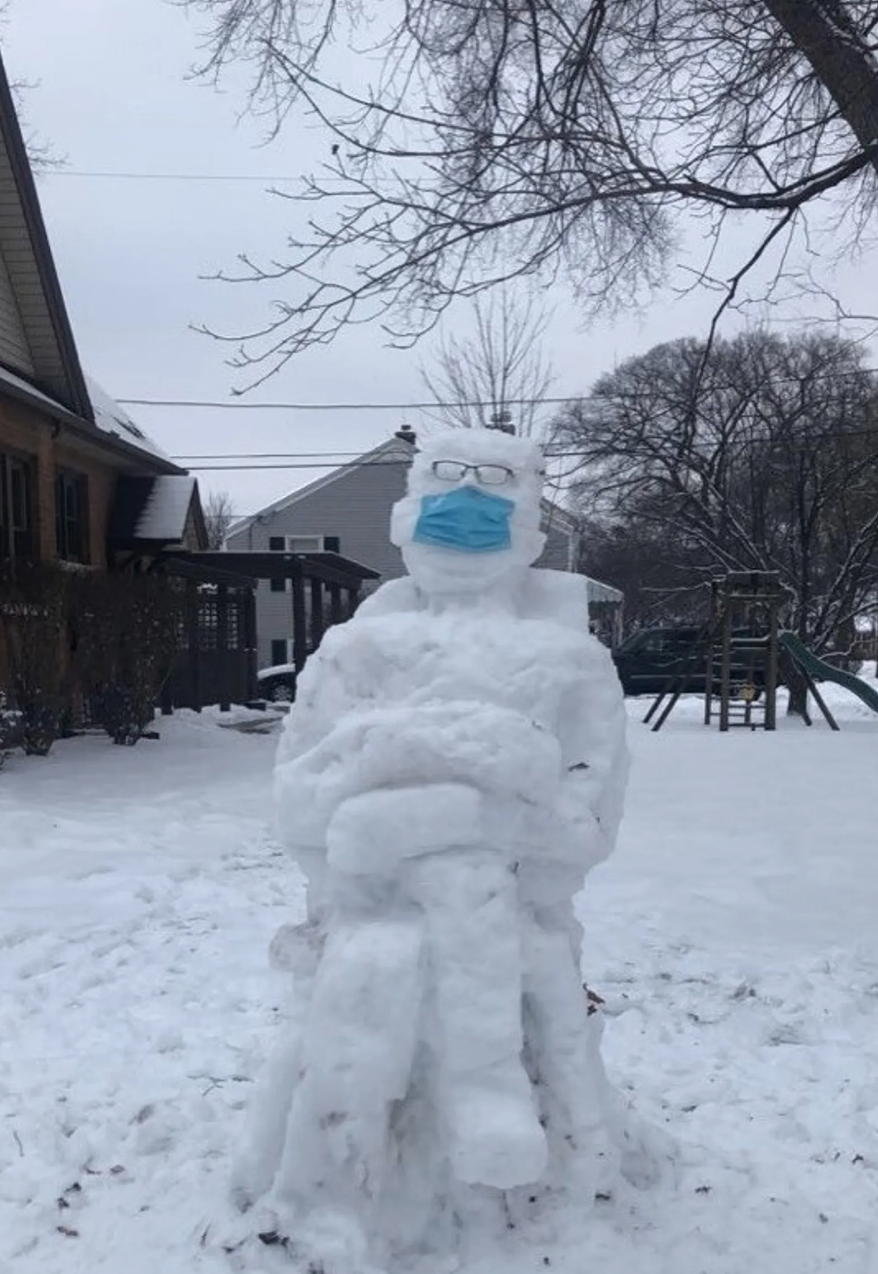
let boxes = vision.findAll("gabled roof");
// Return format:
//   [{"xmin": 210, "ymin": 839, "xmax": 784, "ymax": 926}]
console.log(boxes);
[
  {"xmin": 227, "ymin": 435, "xmax": 416, "ymax": 539},
  {"xmin": 0, "ymin": 49, "xmax": 91, "ymax": 418},
  {"xmin": 108, "ymin": 474, "xmax": 204, "ymax": 547},
  {"xmin": 85, "ymin": 376, "xmax": 177, "ymax": 469},
  {"xmin": 0, "ymin": 49, "xmax": 182, "ymax": 476}
]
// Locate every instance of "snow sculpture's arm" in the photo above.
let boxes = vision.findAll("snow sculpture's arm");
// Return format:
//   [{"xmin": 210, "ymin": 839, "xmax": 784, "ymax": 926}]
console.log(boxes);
[
  {"xmin": 552, "ymin": 633, "xmax": 628, "ymax": 870},
  {"xmin": 272, "ymin": 624, "xmax": 371, "ymax": 906},
  {"xmin": 522, "ymin": 572, "xmax": 629, "ymax": 875}
]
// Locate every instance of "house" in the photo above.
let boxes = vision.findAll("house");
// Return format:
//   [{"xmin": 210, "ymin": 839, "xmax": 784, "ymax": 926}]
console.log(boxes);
[
  {"xmin": 227, "ymin": 426, "xmax": 623, "ymax": 667},
  {"xmin": 0, "ymin": 48, "xmax": 208, "ymax": 583},
  {"xmin": 0, "ymin": 47, "xmax": 237, "ymax": 727}
]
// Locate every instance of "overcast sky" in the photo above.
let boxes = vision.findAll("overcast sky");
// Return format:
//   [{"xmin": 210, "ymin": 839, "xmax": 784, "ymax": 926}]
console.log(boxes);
[{"xmin": 6, "ymin": 0, "xmax": 878, "ymax": 518}]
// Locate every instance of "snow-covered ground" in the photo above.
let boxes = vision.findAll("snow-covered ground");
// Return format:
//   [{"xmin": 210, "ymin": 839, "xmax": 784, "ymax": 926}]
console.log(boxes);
[{"xmin": 2, "ymin": 690, "xmax": 877, "ymax": 1273}]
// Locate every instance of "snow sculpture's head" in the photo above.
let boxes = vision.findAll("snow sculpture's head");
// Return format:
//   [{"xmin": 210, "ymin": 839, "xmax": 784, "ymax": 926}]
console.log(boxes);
[{"xmin": 391, "ymin": 429, "xmax": 546, "ymax": 597}]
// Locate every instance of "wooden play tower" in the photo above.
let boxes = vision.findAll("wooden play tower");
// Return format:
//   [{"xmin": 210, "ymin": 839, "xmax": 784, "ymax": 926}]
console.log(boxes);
[
  {"xmin": 645, "ymin": 570, "xmax": 873, "ymax": 733},
  {"xmin": 647, "ymin": 571, "xmax": 786, "ymax": 732}
]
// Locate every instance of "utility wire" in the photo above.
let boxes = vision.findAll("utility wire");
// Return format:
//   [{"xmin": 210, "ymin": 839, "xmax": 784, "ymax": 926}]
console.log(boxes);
[
  {"xmin": 121, "ymin": 395, "xmax": 584, "ymax": 411},
  {"xmin": 120, "ymin": 371, "xmax": 878, "ymax": 413},
  {"xmin": 180, "ymin": 434, "xmax": 878, "ymax": 470},
  {"xmin": 48, "ymin": 169, "xmax": 303, "ymax": 183}
]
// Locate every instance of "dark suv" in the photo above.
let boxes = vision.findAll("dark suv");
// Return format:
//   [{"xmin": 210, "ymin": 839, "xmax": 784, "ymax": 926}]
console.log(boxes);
[{"xmin": 612, "ymin": 626, "xmax": 766, "ymax": 698}]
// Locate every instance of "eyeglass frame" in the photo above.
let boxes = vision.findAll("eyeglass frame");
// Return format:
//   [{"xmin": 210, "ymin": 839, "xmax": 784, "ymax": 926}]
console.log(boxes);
[{"xmin": 429, "ymin": 459, "xmax": 517, "ymax": 487}]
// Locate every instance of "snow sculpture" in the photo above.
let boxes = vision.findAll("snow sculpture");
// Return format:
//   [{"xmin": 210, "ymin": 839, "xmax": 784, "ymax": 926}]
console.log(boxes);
[{"xmin": 235, "ymin": 428, "xmax": 654, "ymax": 1269}]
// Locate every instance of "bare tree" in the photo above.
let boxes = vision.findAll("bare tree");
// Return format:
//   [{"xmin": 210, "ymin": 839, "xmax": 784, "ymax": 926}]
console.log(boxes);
[
  {"xmin": 184, "ymin": 1, "xmax": 878, "ymax": 383},
  {"xmin": 203, "ymin": 489, "xmax": 236, "ymax": 549},
  {"xmin": 554, "ymin": 330, "xmax": 878, "ymax": 709},
  {"xmin": 1, "ymin": 3, "xmax": 62, "ymax": 171},
  {"xmin": 420, "ymin": 291, "xmax": 554, "ymax": 437}
]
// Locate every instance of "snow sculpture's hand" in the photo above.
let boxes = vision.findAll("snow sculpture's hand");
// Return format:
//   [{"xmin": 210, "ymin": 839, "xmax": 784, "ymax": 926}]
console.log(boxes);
[{"xmin": 326, "ymin": 782, "xmax": 483, "ymax": 875}]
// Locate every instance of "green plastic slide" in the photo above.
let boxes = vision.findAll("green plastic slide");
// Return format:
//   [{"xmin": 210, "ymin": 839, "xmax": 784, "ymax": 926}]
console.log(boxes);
[{"xmin": 778, "ymin": 631, "xmax": 878, "ymax": 715}]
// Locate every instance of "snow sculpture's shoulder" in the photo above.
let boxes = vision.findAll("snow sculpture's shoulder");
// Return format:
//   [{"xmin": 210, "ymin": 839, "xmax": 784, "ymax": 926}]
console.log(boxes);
[
  {"xmin": 520, "ymin": 569, "xmax": 591, "ymax": 630},
  {"xmin": 355, "ymin": 576, "xmax": 423, "ymax": 618}
]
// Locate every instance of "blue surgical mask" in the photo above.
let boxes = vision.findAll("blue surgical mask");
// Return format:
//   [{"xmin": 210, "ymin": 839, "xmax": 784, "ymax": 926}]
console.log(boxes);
[{"xmin": 413, "ymin": 485, "xmax": 515, "ymax": 553}]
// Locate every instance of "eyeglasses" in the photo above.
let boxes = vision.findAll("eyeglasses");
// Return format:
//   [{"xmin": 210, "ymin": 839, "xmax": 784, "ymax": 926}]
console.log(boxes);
[{"xmin": 430, "ymin": 460, "xmax": 516, "ymax": 486}]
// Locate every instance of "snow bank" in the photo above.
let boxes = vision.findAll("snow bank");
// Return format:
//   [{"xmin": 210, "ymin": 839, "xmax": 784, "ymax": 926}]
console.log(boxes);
[{"xmin": 1, "ymin": 700, "xmax": 877, "ymax": 1273}]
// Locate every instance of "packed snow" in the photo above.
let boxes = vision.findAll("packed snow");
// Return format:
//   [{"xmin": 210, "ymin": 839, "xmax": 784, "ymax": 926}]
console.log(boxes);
[
  {"xmin": 1, "ymin": 687, "xmax": 878, "ymax": 1272},
  {"xmin": 233, "ymin": 430, "xmax": 660, "ymax": 1270}
]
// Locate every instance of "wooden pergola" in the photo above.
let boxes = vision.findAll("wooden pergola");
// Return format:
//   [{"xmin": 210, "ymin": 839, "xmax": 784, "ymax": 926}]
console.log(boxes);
[{"xmin": 171, "ymin": 548, "xmax": 380, "ymax": 676}]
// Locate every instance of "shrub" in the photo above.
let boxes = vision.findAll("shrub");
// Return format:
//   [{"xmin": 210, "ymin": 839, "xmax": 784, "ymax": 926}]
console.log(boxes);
[
  {"xmin": 0, "ymin": 564, "xmax": 70, "ymax": 756},
  {"xmin": 73, "ymin": 572, "xmax": 182, "ymax": 745}
]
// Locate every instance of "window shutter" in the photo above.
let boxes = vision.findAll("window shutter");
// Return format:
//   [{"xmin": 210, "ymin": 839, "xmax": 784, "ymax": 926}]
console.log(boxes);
[
  {"xmin": 269, "ymin": 536, "xmax": 284, "ymax": 551},
  {"xmin": 324, "ymin": 535, "xmax": 340, "ymax": 553},
  {"xmin": 270, "ymin": 639, "xmax": 288, "ymax": 666}
]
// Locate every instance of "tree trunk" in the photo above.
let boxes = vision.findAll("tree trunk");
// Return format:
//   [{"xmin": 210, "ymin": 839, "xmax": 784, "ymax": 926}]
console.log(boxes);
[
  {"xmin": 762, "ymin": 0, "xmax": 878, "ymax": 168},
  {"xmin": 786, "ymin": 677, "xmax": 809, "ymax": 718}
]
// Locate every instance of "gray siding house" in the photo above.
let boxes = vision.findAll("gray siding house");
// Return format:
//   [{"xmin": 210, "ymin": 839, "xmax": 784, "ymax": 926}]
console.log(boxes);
[{"xmin": 226, "ymin": 429, "xmax": 613, "ymax": 668}]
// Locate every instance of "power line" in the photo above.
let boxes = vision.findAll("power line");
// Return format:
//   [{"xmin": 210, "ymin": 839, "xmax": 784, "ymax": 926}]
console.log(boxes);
[
  {"xmin": 180, "ymin": 432, "xmax": 878, "ymax": 470},
  {"xmin": 119, "ymin": 372, "xmax": 878, "ymax": 414},
  {"xmin": 172, "ymin": 451, "xmax": 366, "ymax": 460},
  {"xmin": 120, "ymin": 396, "xmax": 582, "ymax": 411},
  {"xmin": 48, "ymin": 169, "xmax": 302, "ymax": 183}
]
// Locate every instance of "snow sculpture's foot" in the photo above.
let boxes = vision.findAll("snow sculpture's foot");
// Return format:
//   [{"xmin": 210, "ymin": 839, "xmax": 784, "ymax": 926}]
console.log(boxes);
[
  {"xmin": 445, "ymin": 1067, "xmax": 547, "ymax": 1189},
  {"xmin": 290, "ymin": 1205, "xmax": 385, "ymax": 1274}
]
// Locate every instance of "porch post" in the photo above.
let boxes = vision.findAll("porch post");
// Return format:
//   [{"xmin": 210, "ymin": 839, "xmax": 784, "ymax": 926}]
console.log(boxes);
[
  {"xmin": 217, "ymin": 583, "xmax": 230, "ymax": 712},
  {"xmin": 310, "ymin": 575, "xmax": 325, "ymax": 651},
  {"xmin": 244, "ymin": 585, "xmax": 258, "ymax": 701},
  {"xmin": 186, "ymin": 579, "xmax": 202, "ymax": 713},
  {"xmin": 291, "ymin": 560, "xmax": 308, "ymax": 673}
]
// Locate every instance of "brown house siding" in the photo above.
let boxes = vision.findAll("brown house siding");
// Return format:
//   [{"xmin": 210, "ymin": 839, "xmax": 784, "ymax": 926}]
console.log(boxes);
[
  {"xmin": 0, "ymin": 394, "xmax": 55, "ymax": 558},
  {"xmin": 0, "ymin": 397, "xmax": 126, "ymax": 567}
]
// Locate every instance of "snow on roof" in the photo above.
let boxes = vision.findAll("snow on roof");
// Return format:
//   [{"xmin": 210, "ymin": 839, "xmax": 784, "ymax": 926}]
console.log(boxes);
[
  {"xmin": 0, "ymin": 362, "xmax": 76, "ymax": 417},
  {"xmin": 85, "ymin": 375, "xmax": 175, "ymax": 466},
  {"xmin": 583, "ymin": 576, "xmax": 623, "ymax": 604},
  {"xmin": 134, "ymin": 475, "xmax": 197, "ymax": 541}
]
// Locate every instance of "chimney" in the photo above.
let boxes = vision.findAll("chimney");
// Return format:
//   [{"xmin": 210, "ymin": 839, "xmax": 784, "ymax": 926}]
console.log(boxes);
[
  {"xmin": 395, "ymin": 424, "xmax": 417, "ymax": 445},
  {"xmin": 488, "ymin": 410, "xmax": 515, "ymax": 435}
]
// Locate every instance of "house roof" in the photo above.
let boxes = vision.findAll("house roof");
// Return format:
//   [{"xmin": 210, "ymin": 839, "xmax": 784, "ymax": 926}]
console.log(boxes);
[
  {"xmin": 227, "ymin": 436, "xmax": 415, "ymax": 541},
  {"xmin": 85, "ymin": 376, "xmax": 178, "ymax": 470},
  {"xmin": 0, "ymin": 50, "xmax": 182, "ymax": 477},
  {"xmin": 108, "ymin": 475, "xmax": 201, "ymax": 546},
  {"xmin": 0, "ymin": 49, "xmax": 92, "ymax": 419}
]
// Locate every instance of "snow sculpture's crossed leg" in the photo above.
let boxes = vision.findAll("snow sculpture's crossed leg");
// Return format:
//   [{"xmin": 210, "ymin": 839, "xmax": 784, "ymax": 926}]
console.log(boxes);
[
  {"xmin": 406, "ymin": 848, "xmax": 547, "ymax": 1190},
  {"xmin": 521, "ymin": 907, "xmax": 612, "ymax": 1194},
  {"xmin": 273, "ymin": 916, "xmax": 423, "ymax": 1221}
]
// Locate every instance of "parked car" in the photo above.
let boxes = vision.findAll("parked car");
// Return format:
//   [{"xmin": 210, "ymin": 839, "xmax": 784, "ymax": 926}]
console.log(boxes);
[
  {"xmin": 612, "ymin": 626, "xmax": 767, "ymax": 698},
  {"xmin": 256, "ymin": 663, "xmax": 297, "ymax": 703}
]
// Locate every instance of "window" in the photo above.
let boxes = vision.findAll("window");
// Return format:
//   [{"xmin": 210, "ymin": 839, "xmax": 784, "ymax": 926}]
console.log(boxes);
[
  {"xmin": 271, "ymin": 638, "xmax": 292, "ymax": 667},
  {"xmin": 268, "ymin": 534, "xmax": 339, "ymax": 590},
  {"xmin": 0, "ymin": 453, "xmax": 34, "ymax": 563},
  {"xmin": 55, "ymin": 471, "xmax": 88, "ymax": 562},
  {"xmin": 286, "ymin": 535, "xmax": 325, "ymax": 553}
]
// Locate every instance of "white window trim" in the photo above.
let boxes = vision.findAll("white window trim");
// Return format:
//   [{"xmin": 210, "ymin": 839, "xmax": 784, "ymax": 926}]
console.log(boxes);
[
  {"xmin": 284, "ymin": 534, "xmax": 327, "ymax": 552},
  {"xmin": 267, "ymin": 534, "xmax": 327, "ymax": 591}
]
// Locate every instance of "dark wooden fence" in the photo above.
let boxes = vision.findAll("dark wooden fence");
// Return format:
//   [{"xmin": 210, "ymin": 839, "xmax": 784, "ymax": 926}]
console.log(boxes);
[{"xmin": 162, "ymin": 580, "xmax": 258, "ymax": 713}]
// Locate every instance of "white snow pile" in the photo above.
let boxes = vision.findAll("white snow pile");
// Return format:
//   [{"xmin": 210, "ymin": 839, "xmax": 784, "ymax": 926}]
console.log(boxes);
[{"xmin": 1, "ymin": 692, "xmax": 878, "ymax": 1272}]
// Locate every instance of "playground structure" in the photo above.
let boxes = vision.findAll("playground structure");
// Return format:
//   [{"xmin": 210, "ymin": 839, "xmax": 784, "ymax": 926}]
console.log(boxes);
[{"xmin": 645, "ymin": 571, "xmax": 878, "ymax": 732}]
